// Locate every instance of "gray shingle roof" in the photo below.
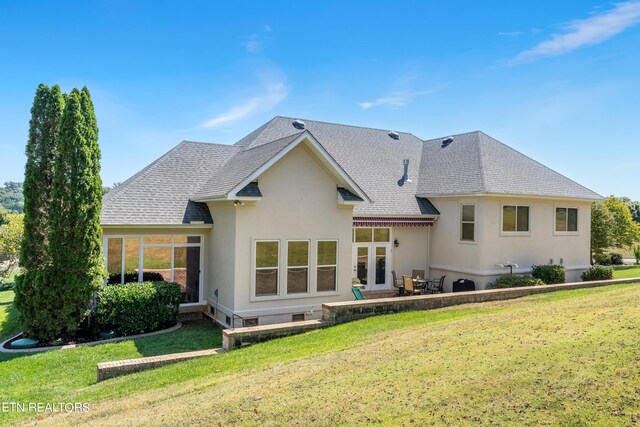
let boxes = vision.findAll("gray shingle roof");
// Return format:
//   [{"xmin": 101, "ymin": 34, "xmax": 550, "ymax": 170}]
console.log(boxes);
[
  {"xmin": 101, "ymin": 118, "xmax": 601, "ymax": 225},
  {"xmin": 101, "ymin": 141, "xmax": 239, "ymax": 225},
  {"xmin": 193, "ymin": 132, "xmax": 303, "ymax": 199},
  {"xmin": 418, "ymin": 131, "xmax": 602, "ymax": 200}
]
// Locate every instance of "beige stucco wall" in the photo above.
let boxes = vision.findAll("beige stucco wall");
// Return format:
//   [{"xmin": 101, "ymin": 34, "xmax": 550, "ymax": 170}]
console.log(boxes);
[
  {"xmin": 224, "ymin": 143, "xmax": 355, "ymax": 325},
  {"xmin": 205, "ymin": 204, "xmax": 236, "ymax": 324},
  {"xmin": 391, "ymin": 226, "xmax": 429, "ymax": 280},
  {"xmin": 428, "ymin": 196, "xmax": 593, "ymax": 290}
]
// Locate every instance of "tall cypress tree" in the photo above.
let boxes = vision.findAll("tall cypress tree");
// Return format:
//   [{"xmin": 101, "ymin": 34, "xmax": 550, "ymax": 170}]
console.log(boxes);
[
  {"xmin": 14, "ymin": 84, "xmax": 64, "ymax": 337},
  {"xmin": 39, "ymin": 89, "xmax": 106, "ymax": 339}
]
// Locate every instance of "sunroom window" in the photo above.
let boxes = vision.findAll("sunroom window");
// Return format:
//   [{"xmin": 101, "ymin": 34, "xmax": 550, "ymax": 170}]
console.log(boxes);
[{"xmin": 104, "ymin": 235, "xmax": 202, "ymax": 303}]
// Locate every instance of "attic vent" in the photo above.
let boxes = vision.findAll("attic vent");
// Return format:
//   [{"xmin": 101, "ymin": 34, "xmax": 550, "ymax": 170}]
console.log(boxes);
[
  {"xmin": 388, "ymin": 131, "xmax": 400, "ymax": 140},
  {"xmin": 441, "ymin": 137, "xmax": 454, "ymax": 148},
  {"xmin": 292, "ymin": 119, "xmax": 306, "ymax": 130}
]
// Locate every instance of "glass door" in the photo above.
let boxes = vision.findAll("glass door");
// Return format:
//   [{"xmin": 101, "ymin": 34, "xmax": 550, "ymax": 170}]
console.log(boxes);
[
  {"xmin": 353, "ymin": 245, "xmax": 369, "ymax": 288},
  {"xmin": 352, "ymin": 243, "xmax": 391, "ymax": 291}
]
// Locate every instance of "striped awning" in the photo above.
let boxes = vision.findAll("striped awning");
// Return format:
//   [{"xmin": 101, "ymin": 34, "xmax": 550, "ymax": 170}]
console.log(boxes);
[{"xmin": 353, "ymin": 216, "xmax": 435, "ymax": 227}]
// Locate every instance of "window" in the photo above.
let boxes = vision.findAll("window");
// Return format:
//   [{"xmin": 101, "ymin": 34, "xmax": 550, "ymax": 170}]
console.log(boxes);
[
  {"xmin": 287, "ymin": 241, "xmax": 309, "ymax": 294},
  {"xmin": 556, "ymin": 207, "xmax": 578, "ymax": 232},
  {"xmin": 353, "ymin": 228, "xmax": 390, "ymax": 242},
  {"xmin": 317, "ymin": 240, "xmax": 338, "ymax": 292},
  {"xmin": 255, "ymin": 241, "xmax": 279, "ymax": 296},
  {"xmin": 460, "ymin": 204, "xmax": 475, "ymax": 241},
  {"xmin": 502, "ymin": 205, "xmax": 529, "ymax": 233},
  {"xmin": 104, "ymin": 235, "xmax": 202, "ymax": 303},
  {"xmin": 243, "ymin": 318, "xmax": 258, "ymax": 327},
  {"xmin": 292, "ymin": 314, "xmax": 305, "ymax": 322}
]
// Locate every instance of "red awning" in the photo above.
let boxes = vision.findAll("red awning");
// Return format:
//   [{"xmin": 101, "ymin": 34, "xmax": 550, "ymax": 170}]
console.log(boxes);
[{"xmin": 353, "ymin": 217, "xmax": 435, "ymax": 227}]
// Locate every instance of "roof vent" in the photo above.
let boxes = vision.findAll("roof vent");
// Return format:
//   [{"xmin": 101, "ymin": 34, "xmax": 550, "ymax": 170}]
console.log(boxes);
[
  {"xmin": 388, "ymin": 131, "xmax": 400, "ymax": 140},
  {"xmin": 292, "ymin": 119, "xmax": 306, "ymax": 130},
  {"xmin": 441, "ymin": 137, "xmax": 454, "ymax": 148}
]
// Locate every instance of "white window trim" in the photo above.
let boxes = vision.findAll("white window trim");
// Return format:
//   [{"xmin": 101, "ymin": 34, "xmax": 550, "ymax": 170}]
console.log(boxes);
[
  {"xmin": 316, "ymin": 239, "xmax": 338, "ymax": 292},
  {"xmin": 102, "ymin": 234, "xmax": 205, "ymax": 306},
  {"xmin": 553, "ymin": 206, "xmax": 580, "ymax": 235},
  {"xmin": 286, "ymin": 240, "xmax": 310, "ymax": 295},
  {"xmin": 500, "ymin": 204, "xmax": 531, "ymax": 236},
  {"xmin": 459, "ymin": 203, "xmax": 476, "ymax": 244},
  {"xmin": 253, "ymin": 239, "xmax": 281, "ymax": 299}
]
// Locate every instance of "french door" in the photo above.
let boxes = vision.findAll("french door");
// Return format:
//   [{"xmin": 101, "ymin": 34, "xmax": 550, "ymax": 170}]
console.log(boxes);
[{"xmin": 352, "ymin": 243, "xmax": 391, "ymax": 291}]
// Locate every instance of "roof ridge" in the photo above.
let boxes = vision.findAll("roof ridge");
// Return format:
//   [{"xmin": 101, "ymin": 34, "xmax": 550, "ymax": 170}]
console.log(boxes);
[
  {"xmin": 234, "ymin": 116, "xmax": 278, "ymax": 147},
  {"xmin": 182, "ymin": 140, "xmax": 241, "ymax": 148},
  {"xmin": 103, "ymin": 141, "xmax": 189, "ymax": 204},
  {"xmin": 475, "ymin": 133, "xmax": 488, "ymax": 193},
  {"xmin": 422, "ymin": 130, "xmax": 483, "ymax": 143},
  {"xmin": 479, "ymin": 132, "xmax": 603, "ymax": 198},
  {"xmin": 275, "ymin": 115, "xmax": 419, "ymax": 137},
  {"xmin": 241, "ymin": 130, "xmax": 305, "ymax": 152}
]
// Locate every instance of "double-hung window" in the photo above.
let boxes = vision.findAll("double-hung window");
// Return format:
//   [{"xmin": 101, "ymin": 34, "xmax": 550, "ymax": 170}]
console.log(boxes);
[
  {"xmin": 555, "ymin": 207, "xmax": 578, "ymax": 232},
  {"xmin": 460, "ymin": 204, "xmax": 476, "ymax": 242},
  {"xmin": 317, "ymin": 240, "xmax": 338, "ymax": 292},
  {"xmin": 287, "ymin": 241, "xmax": 309, "ymax": 294},
  {"xmin": 502, "ymin": 205, "xmax": 530, "ymax": 233},
  {"xmin": 255, "ymin": 241, "xmax": 279, "ymax": 297}
]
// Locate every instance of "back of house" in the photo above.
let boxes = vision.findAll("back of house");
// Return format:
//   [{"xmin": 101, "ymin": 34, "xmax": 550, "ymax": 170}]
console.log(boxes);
[{"xmin": 101, "ymin": 116, "xmax": 602, "ymax": 327}]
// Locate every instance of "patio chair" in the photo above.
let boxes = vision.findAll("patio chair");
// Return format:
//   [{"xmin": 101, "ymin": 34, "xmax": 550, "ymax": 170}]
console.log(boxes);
[
  {"xmin": 426, "ymin": 275, "xmax": 446, "ymax": 294},
  {"xmin": 412, "ymin": 269, "xmax": 426, "ymax": 279},
  {"xmin": 392, "ymin": 270, "xmax": 405, "ymax": 296},
  {"xmin": 352, "ymin": 286, "xmax": 365, "ymax": 300},
  {"xmin": 402, "ymin": 275, "xmax": 422, "ymax": 296}
]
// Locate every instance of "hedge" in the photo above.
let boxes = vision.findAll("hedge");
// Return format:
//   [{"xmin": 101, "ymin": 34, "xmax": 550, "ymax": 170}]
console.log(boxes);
[
  {"xmin": 95, "ymin": 281, "xmax": 182, "ymax": 336},
  {"xmin": 107, "ymin": 271, "xmax": 165, "ymax": 285},
  {"xmin": 531, "ymin": 264, "xmax": 565, "ymax": 284},
  {"xmin": 581, "ymin": 266, "xmax": 614, "ymax": 281},
  {"xmin": 487, "ymin": 274, "xmax": 544, "ymax": 289}
]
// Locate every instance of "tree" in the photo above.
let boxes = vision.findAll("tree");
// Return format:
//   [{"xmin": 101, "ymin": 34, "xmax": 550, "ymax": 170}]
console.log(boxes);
[
  {"xmin": 591, "ymin": 196, "xmax": 640, "ymax": 256},
  {"xmin": 0, "ymin": 213, "xmax": 24, "ymax": 280},
  {"xmin": 0, "ymin": 206, "xmax": 9, "ymax": 226},
  {"xmin": 0, "ymin": 182, "xmax": 24, "ymax": 213},
  {"xmin": 621, "ymin": 197, "xmax": 640, "ymax": 223},
  {"xmin": 41, "ymin": 88, "xmax": 106, "ymax": 339},
  {"xmin": 14, "ymin": 85, "xmax": 64, "ymax": 337}
]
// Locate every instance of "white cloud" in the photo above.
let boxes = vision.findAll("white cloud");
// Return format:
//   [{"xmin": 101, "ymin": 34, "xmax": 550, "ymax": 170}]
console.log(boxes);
[
  {"xmin": 511, "ymin": 1, "xmax": 640, "ymax": 64},
  {"xmin": 358, "ymin": 83, "xmax": 446, "ymax": 110},
  {"xmin": 498, "ymin": 31, "xmax": 524, "ymax": 37},
  {"xmin": 201, "ymin": 80, "xmax": 287, "ymax": 128},
  {"xmin": 242, "ymin": 34, "xmax": 263, "ymax": 53}
]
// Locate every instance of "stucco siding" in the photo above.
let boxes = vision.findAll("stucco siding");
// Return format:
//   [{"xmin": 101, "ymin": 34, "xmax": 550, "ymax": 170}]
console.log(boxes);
[
  {"xmin": 232, "ymin": 144, "xmax": 354, "ymax": 324},
  {"xmin": 206, "ymin": 203, "xmax": 237, "ymax": 324},
  {"xmin": 391, "ymin": 227, "xmax": 429, "ymax": 280}
]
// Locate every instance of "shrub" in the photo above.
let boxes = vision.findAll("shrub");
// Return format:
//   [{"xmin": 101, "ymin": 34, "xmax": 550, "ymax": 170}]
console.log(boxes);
[
  {"xmin": 593, "ymin": 253, "xmax": 611, "ymax": 265},
  {"xmin": 487, "ymin": 275, "xmax": 544, "ymax": 289},
  {"xmin": 107, "ymin": 271, "xmax": 164, "ymax": 285},
  {"xmin": 581, "ymin": 266, "xmax": 614, "ymax": 281},
  {"xmin": 634, "ymin": 245, "xmax": 640, "ymax": 265},
  {"xmin": 531, "ymin": 264, "xmax": 565, "ymax": 284},
  {"xmin": 609, "ymin": 253, "xmax": 624, "ymax": 265},
  {"xmin": 95, "ymin": 281, "xmax": 181, "ymax": 336}
]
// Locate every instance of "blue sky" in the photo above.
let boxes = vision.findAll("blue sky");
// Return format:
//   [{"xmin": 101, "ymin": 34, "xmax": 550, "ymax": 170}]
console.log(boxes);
[{"xmin": 1, "ymin": 1, "xmax": 639, "ymax": 199}]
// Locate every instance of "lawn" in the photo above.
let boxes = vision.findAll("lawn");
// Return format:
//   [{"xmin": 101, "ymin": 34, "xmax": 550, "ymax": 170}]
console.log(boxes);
[
  {"xmin": 0, "ymin": 295, "xmax": 222, "ymax": 426},
  {"xmin": 613, "ymin": 264, "xmax": 640, "ymax": 279},
  {"xmin": 6, "ymin": 283, "xmax": 640, "ymax": 426}
]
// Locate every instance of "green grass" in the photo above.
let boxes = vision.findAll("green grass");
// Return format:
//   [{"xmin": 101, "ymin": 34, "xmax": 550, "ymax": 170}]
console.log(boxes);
[
  {"xmin": 0, "ymin": 290, "xmax": 13, "ymax": 305},
  {"xmin": 613, "ymin": 264, "xmax": 640, "ymax": 279},
  {"xmin": 5, "ymin": 283, "xmax": 640, "ymax": 426},
  {"xmin": 0, "ymin": 296, "xmax": 222, "ymax": 426}
]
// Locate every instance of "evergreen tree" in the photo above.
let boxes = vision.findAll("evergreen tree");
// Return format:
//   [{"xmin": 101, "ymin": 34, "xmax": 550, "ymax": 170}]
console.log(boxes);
[
  {"xmin": 40, "ymin": 89, "xmax": 106, "ymax": 339},
  {"xmin": 14, "ymin": 84, "xmax": 64, "ymax": 337}
]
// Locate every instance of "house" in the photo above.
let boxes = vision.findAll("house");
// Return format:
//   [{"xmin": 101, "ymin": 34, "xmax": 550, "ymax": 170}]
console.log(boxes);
[{"xmin": 101, "ymin": 116, "xmax": 602, "ymax": 327}]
